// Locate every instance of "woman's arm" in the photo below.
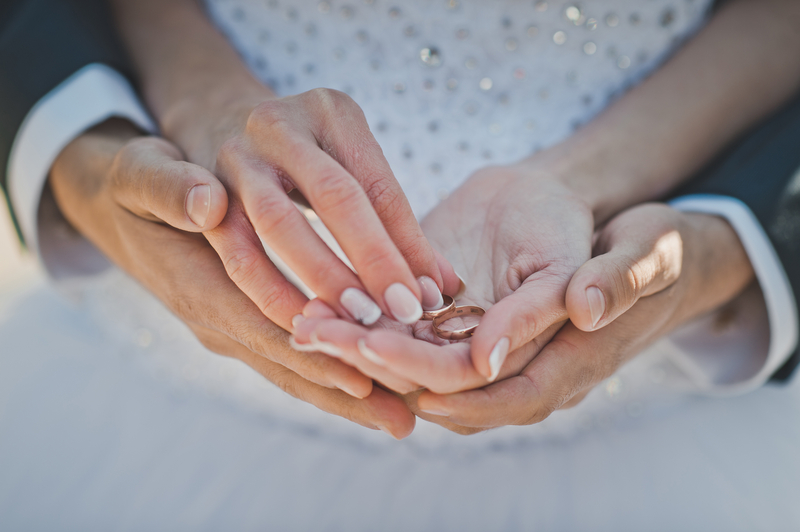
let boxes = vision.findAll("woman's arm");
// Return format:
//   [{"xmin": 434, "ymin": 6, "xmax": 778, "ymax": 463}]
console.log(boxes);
[{"xmin": 531, "ymin": 0, "xmax": 800, "ymax": 222}]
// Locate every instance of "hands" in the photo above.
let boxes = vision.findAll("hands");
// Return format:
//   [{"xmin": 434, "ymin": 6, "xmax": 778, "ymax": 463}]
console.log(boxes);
[
  {"xmin": 294, "ymin": 190, "xmax": 754, "ymax": 432},
  {"xmin": 48, "ymin": 119, "xmax": 417, "ymax": 439},
  {"xmin": 416, "ymin": 204, "xmax": 755, "ymax": 428},
  {"xmin": 112, "ymin": 0, "xmax": 458, "ymax": 333},
  {"xmin": 293, "ymin": 164, "xmax": 594, "ymax": 393}
]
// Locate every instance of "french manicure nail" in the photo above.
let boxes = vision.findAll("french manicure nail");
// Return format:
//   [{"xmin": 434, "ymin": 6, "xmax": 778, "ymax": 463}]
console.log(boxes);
[
  {"xmin": 289, "ymin": 336, "xmax": 318, "ymax": 352},
  {"xmin": 420, "ymin": 408, "xmax": 451, "ymax": 417},
  {"xmin": 586, "ymin": 286, "xmax": 606, "ymax": 329},
  {"xmin": 186, "ymin": 184, "xmax": 211, "ymax": 228},
  {"xmin": 291, "ymin": 314, "xmax": 305, "ymax": 330},
  {"xmin": 488, "ymin": 337, "xmax": 510, "ymax": 382},
  {"xmin": 384, "ymin": 283, "xmax": 423, "ymax": 324},
  {"xmin": 309, "ymin": 332, "xmax": 344, "ymax": 357},
  {"xmin": 357, "ymin": 338, "xmax": 386, "ymax": 367},
  {"xmin": 417, "ymin": 276, "xmax": 444, "ymax": 310},
  {"xmin": 340, "ymin": 287, "xmax": 382, "ymax": 325}
]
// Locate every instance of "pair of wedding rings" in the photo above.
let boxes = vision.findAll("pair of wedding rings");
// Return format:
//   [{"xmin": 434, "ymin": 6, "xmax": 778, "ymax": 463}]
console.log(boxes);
[{"xmin": 421, "ymin": 294, "xmax": 485, "ymax": 340}]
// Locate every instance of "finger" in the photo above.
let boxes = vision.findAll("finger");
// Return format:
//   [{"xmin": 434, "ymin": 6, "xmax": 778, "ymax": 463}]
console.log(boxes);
[
  {"xmin": 469, "ymin": 266, "xmax": 574, "ymax": 382},
  {"xmin": 112, "ymin": 137, "xmax": 228, "ymax": 232},
  {"xmin": 299, "ymin": 317, "xmax": 494, "ymax": 394},
  {"xmin": 204, "ymin": 206, "xmax": 309, "ymax": 331},
  {"xmin": 566, "ymin": 204, "xmax": 683, "ymax": 332},
  {"xmin": 418, "ymin": 322, "xmax": 609, "ymax": 428},
  {"xmin": 315, "ymin": 95, "xmax": 459, "ymax": 303},
  {"xmin": 117, "ymin": 207, "xmax": 374, "ymax": 399},
  {"xmin": 293, "ymin": 318, "xmax": 422, "ymax": 394},
  {"xmin": 194, "ymin": 325, "xmax": 413, "ymax": 439},
  {"xmin": 301, "ymin": 298, "xmax": 338, "ymax": 320},
  {"xmin": 217, "ymin": 149, "xmax": 386, "ymax": 327},
  {"xmin": 273, "ymin": 136, "xmax": 426, "ymax": 324},
  {"xmin": 433, "ymin": 248, "xmax": 463, "ymax": 299}
]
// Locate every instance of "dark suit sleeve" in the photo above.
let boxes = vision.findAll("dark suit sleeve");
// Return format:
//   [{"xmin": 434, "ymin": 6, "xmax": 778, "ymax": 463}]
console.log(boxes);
[
  {"xmin": 0, "ymin": 0, "xmax": 133, "ymax": 242},
  {"xmin": 673, "ymin": 92, "xmax": 800, "ymax": 382}
]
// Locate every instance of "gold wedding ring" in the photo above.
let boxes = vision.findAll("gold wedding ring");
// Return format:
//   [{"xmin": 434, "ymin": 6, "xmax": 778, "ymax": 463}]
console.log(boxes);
[
  {"xmin": 421, "ymin": 294, "xmax": 455, "ymax": 321},
  {"xmin": 432, "ymin": 305, "xmax": 485, "ymax": 340}
]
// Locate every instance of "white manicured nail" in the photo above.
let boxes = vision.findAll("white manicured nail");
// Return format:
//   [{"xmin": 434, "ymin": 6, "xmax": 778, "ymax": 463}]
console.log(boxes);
[
  {"xmin": 417, "ymin": 276, "xmax": 444, "ymax": 310},
  {"xmin": 357, "ymin": 338, "xmax": 386, "ymax": 367},
  {"xmin": 384, "ymin": 283, "xmax": 423, "ymax": 324},
  {"xmin": 586, "ymin": 286, "xmax": 606, "ymax": 329},
  {"xmin": 340, "ymin": 287, "xmax": 382, "ymax": 325},
  {"xmin": 488, "ymin": 337, "xmax": 510, "ymax": 382},
  {"xmin": 186, "ymin": 184, "xmax": 211, "ymax": 227},
  {"xmin": 291, "ymin": 314, "xmax": 305, "ymax": 330},
  {"xmin": 309, "ymin": 332, "xmax": 344, "ymax": 357},
  {"xmin": 289, "ymin": 336, "xmax": 317, "ymax": 352}
]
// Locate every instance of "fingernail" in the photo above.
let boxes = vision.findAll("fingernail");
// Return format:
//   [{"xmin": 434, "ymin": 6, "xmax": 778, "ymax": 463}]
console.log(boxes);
[
  {"xmin": 291, "ymin": 314, "xmax": 305, "ymax": 330},
  {"xmin": 586, "ymin": 286, "xmax": 605, "ymax": 329},
  {"xmin": 384, "ymin": 283, "xmax": 423, "ymax": 324},
  {"xmin": 340, "ymin": 288, "xmax": 382, "ymax": 325},
  {"xmin": 488, "ymin": 337, "xmax": 510, "ymax": 382},
  {"xmin": 377, "ymin": 425, "xmax": 401, "ymax": 440},
  {"xmin": 455, "ymin": 272, "xmax": 467, "ymax": 299},
  {"xmin": 337, "ymin": 383, "xmax": 366, "ymax": 399},
  {"xmin": 309, "ymin": 332, "xmax": 344, "ymax": 357},
  {"xmin": 357, "ymin": 338, "xmax": 386, "ymax": 367},
  {"xmin": 289, "ymin": 336, "xmax": 318, "ymax": 352},
  {"xmin": 417, "ymin": 276, "xmax": 444, "ymax": 310},
  {"xmin": 420, "ymin": 408, "xmax": 450, "ymax": 417},
  {"xmin": 186, "ymin": 184, "xmax": 211, "ymax": 228}
]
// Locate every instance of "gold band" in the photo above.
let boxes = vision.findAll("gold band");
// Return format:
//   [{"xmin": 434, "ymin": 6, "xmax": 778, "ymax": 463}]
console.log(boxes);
[
  {"xmin": 432, "ymin": 305, "xmax": 485, "ymax": 340},
  {"xmin": 421, "ymin": 294, "xmax": 456, "ymax": 321}
]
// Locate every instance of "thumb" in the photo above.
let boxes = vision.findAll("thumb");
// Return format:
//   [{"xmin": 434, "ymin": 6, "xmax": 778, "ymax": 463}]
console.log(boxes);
[
  {"xmin": 111, "ymin": 137, "xmax": 228, "ymax": 232},
  {"xmin": 566, "ymin": 204, "xmax": 684, "ymax": 332}
]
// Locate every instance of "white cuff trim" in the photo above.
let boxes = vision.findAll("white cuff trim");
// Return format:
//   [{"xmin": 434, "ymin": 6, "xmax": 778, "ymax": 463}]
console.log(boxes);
[
  {"xmin": 6, "ymin": 63, "xmax": 156, "ymax": 278},
  {"xmin": 668, "ymin": 194, "xmax": 799, "ymax": 395}
]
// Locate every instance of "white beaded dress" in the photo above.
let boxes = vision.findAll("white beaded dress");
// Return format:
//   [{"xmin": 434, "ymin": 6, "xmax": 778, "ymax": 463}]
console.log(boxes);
[{"xmin": 2, "ymin": 1, "xmax": 800, "ymax": 530}]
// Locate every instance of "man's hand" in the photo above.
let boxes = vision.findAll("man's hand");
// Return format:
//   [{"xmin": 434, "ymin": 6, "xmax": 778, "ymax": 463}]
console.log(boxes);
[
  {"xmin": 47, "ymin": 119, "xmax": 416, "ymax": 439},
  {"xmin": 414, "ymin": 204, "xmax": 755, "ymax": 428}
]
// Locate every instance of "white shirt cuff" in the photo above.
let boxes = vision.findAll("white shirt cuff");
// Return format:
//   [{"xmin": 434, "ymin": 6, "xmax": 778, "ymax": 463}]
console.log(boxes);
[
  {"xmin": 7, "ymin": 63, "xmax": 156, "ymax": 280},
  {"xmin": 664, "ymin": 194, "xmax": 799, "ymax": 395}
]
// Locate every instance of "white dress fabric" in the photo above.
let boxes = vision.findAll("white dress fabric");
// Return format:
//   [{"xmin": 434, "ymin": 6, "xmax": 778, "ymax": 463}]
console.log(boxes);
[{"xmin": 2, "ymin": 0, "xmax": 800, "ymax": 529}]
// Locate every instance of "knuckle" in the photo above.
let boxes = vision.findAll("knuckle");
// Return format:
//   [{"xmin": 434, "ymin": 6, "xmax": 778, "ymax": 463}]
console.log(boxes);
[
  {"xmin": 254, "ymin": 279, "xmax": 296, "ymax": 317},
  {"xmin": 222, "ymin": 246, "xmax": 262, "ymax": 287},
  {"xmin": 249, "ymin": 194, "xmax": 296, "ymax": 236},
  {"xmin": 216, "ymin": 137, "xmax": 248, "ymax": 174},
  {"xmin": 307, "ymin": 87, "xmax": 355, "ymax": 117},
  {"xmin": 311, "ymin": 171, "xmax": 362, "ymax": 213},
  {"xmin": 246, "ymin": 101, "xmax": 291, "ymax": 135}
]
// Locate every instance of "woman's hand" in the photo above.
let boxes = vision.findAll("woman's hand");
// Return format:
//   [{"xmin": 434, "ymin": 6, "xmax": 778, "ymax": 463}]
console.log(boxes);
[
  {"xmin": 292, "ymin": 163, "xmax": 595, "ymax": 393},
  {"xmin": 415, "ymin": 203, "xmax": 755, "ymax": 429},
  {"xmin": 48, "ymin": 119, "xmax": 416, "ymax": 439},
  {"xmin": 111, "ymin": 0, "xmax": 459, "ymax": 333}
]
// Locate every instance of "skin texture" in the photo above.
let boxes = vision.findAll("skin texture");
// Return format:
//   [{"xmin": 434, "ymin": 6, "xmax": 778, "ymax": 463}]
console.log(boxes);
[
  {"xmin": 48, "ymin": 119, "xmax": 417, "ymax": 439},
  {"xmin": 95, "ymin": 0, "xmax": 800, "ymax": 435},
  {"xmin": 296, "ymin": 202, "xmax": 754, "ymax": 433}
]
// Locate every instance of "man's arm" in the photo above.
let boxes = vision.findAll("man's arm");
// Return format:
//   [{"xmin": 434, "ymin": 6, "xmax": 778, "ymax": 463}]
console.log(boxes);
[
  {"xmin": 672, "ymin": 91, "xmax": 800, "ymax": 382},
  {"xmin": 0, "ymin": 0, "xmax": 152, "ymax": 262}
]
